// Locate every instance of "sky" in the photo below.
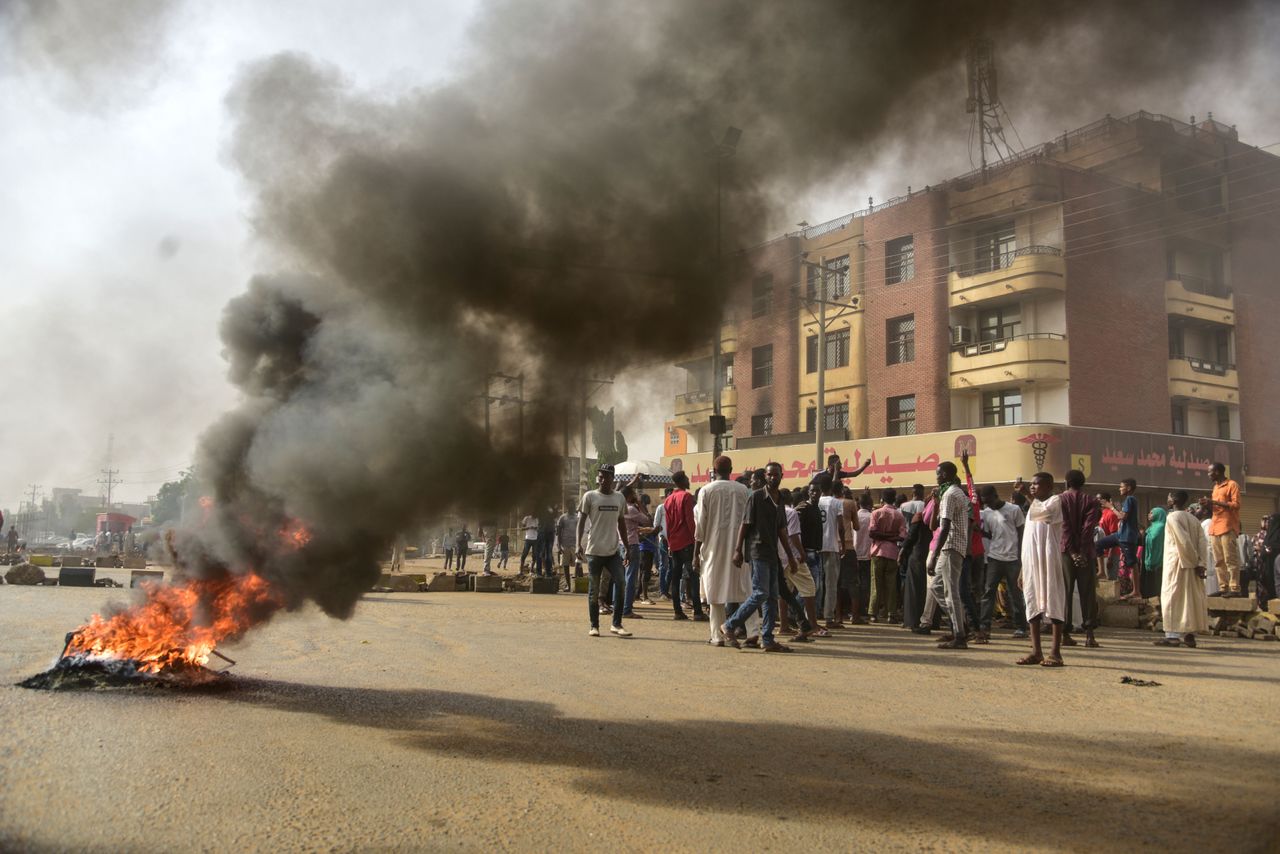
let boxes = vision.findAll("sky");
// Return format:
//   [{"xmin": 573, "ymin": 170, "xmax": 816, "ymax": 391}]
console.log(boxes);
[{"xmin": 2, "ymin": 0, "xmax": 1278, "ymax": 515}]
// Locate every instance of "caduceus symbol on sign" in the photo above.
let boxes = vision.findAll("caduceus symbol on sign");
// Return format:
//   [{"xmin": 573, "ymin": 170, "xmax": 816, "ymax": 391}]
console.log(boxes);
[{"xmin": 1018, "ymin": 432, "xmax": 1059, "ymax": 470}]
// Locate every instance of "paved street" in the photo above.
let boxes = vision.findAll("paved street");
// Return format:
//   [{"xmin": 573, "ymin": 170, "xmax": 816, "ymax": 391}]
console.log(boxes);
[{"xmin": 2, "ymin": 584, "xmax": 1277, "ymax": 852}]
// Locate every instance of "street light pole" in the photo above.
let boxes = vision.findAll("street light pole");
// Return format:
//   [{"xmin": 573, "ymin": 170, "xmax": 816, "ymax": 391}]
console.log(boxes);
[
  {"xmin": 815, "ymin": 258, "xmax": 827, "ymax": 475},
  {"xmin": 711, "ymin": 127, "xmax": 741, "ymax": 460}
]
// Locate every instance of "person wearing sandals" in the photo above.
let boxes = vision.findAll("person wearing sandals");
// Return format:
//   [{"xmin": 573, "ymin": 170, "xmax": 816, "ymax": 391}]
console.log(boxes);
[
  {"xmin": 722, "ymin": 461, "xmax": 803, "ymax": 653},
  {"xmin": 694, "ymin": 455, "xmax": 756, "ymax": 646},
  {"xmin": 1156, "ymin": 491, "xmax": 1209, "ymax": 648},
  {"xmin": 1017, "ymin": 472, "xmax": 1067, "ymax": 668},
  {"xmin": 577, "ymin": 464, "xmax": 633, "ymax": 638}
]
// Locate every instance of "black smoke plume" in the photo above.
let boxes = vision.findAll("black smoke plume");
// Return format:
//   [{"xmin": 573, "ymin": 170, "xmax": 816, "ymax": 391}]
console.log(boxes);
[{"xmin": 173, "ymin": 0, "xmax": 1258, "ymax": 621}]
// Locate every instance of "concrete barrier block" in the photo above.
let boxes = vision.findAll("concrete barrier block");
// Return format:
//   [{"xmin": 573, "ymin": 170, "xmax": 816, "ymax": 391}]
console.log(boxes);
[
  {"xmin": 1207, "ymin": 596, "xmax": 1255, "ymax": 613},
  {"xmin": 122, "ymin": 556, "xmax": 147, "ymax": 569},
  {"xmin": 572, "ymin": 576, "xmax": 590, "ymax": 594},
  {"xmin": 94, "ymin": 556, "xmax": 120, "ymax": 568},
  {"xmin": 473, "ymin": 574, "xmax": 504, "ymax": 593},
  {"xmin": 427, "ymin": 572, "xmax": 462, "ymax": 592},
  {"xmin": 57, "ymin": 556, "xmax": 85, "ymax": 567},
  {"xmin": 130, "ymin": 570, "xmax": 165, "ymax": 588},
  {"xmin": 529, "ymin": 576, "xmax": 559, "ymax": 594},
  {"xmin": 1096, "ymin": 580, "xmax": 1120, "ymax": 601},
  {"xmin": 29, "ymin": 554, "xmax": 55, "ymax": 567},
  {"xmin": 1268, "ymin": 599, "xmax": 1280, "ymax": 615},
  {"xmin": 1099, "ymin": 604, "xmax": 1141, "ymax": 628},
  {"xmin": 58, "ymin": 566, "xmax": 96, "ymax": 587}
]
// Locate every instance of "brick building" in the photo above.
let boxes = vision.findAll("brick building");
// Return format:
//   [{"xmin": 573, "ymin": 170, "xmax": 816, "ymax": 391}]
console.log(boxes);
[{"xmin": 665, "ymin": 111, "xmax": 1280, "ymax": 528}]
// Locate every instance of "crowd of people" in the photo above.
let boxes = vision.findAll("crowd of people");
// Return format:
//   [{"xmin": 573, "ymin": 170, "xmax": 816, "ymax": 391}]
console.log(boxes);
[{"xmin": 559, "ymin": 453, "xmax": 1279, "ymax": 663}]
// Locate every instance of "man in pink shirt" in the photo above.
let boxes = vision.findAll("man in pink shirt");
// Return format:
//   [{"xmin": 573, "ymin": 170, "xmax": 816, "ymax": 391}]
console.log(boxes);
[{"xmin": 868, "ymin": 488, "xmax": 905, "ymax": 622}]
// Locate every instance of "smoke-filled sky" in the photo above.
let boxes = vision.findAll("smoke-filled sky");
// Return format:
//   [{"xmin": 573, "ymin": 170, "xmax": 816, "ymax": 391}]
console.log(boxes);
[{"xmin": 2, "ymin": 0, "xmax": 1278, "ymax": 517}]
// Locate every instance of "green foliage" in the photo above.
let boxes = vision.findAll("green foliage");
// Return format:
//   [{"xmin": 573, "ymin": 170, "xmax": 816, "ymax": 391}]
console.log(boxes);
[{"xmin": 152, "ymin": 469, "xmax": 200, "ymax": 524}]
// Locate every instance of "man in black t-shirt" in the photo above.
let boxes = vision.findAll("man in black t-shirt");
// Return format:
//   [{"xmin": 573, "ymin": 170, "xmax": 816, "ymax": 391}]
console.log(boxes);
[{"xmin": 721, "ymin": 462, "xmax": 802, "ymax": 653}]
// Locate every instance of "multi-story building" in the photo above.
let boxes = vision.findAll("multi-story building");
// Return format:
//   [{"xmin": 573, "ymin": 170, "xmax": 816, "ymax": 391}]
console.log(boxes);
[{"xmin": 664, "ymin": 111, "xmax": 1280, "ymax": 529}]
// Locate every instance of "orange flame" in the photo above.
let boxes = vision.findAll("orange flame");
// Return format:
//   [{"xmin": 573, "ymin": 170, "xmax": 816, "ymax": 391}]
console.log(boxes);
[
  {"xmin": 64, "ymin": 573, "xmax": 282, "ymax": 673},
  {"xmin": 279, "ymin": 519, "xmax": 312, "ymax": 550}
]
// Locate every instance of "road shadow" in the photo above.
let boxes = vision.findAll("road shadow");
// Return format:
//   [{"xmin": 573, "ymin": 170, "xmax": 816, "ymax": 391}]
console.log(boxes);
[{"xmin": 214, "ymin": 678, "xmax": 1280, "ymax": 851}]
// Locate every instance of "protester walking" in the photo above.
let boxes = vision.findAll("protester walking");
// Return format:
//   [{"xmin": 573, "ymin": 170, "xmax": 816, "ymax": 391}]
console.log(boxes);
[
  {"xmin": 1156, "ymin": 491, "xmax": 1210, "ymax": 648},
  {"xmin": 695, "ymin": 456, "xmax": 754, "ymax": 645},
  {"xmin": 576, "ymin": 465, "xmax": 632, "ymax": 637}
]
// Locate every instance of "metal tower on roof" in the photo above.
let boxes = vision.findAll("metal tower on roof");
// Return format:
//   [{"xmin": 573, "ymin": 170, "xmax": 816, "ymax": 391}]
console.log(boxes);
[{"xmin": 966, "ymin": 38, "xmax": 1020, "ymax": 172}]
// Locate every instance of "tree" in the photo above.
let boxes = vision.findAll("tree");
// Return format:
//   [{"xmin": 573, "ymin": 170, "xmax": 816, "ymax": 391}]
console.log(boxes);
[{"xmin": 152, "ymin": 469, "xmax": 200, "ymax": 524}]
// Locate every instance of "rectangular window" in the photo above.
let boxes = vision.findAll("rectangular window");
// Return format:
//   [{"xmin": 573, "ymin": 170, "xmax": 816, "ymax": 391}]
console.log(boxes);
[
  {"xmin": 981, "ymin": 389, "xmax": 1023, "ymax": 427},
  {"xmin": 807, "ymin": 255, "xmax": 851, "ymax": 300},
  {"xmin": 805, "ymin": 329, "xmax": 850, "ymax": 373},
  {"xmin": 975, "ymin": 222, "xmax": 1016, "ymax": 273},
  {"xmin": 977, "ymin": 305, "xmax": 1021, "ymax": 342},
  {"xmin": 886, "ymin": 236, "xmax": 915, "ymax": 284},
  {"xmin": 722, "ymin": 361, "xmax": 734, "ymax": 389},
  {"xmin": 887, "ymin": 314, "xmax": 916, "ymax": 364},
  {"xmin": 751, "ymin": 412, "xmax": 774, "ymax": 436},
  {"xmin": 806, "ymin": 405, "xmax": 849, "ymax": 432},
  {"xmin": 887, "ymin": 395, "xmax": 916, "ymax": 436},
  {"xmin": 751, "ymin": 345, "xmax": 773, "ymax": 388},
  {"xmin": 1217, "ymin": 405, "xmax": 1231, "ymax": 440},
  {"xmin": 751, "ymin": 273, "xmax": 773, "ymax": 318},
  {"xmin": 1168, "ymin": 321, "xmax": 1185, "ymax": 359},
  {"xmin": 1171, "ymin": 403, "xmax": 1187, "ymax": 436}
]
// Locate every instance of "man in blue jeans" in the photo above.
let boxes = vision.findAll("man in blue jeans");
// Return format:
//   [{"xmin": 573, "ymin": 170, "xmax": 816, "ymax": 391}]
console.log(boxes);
[
  {"xmin": 577, "ymin": 465, "xmax": 633, "ymax": 637},
  {"xmin": 722, "ymin": 462, "xmax": 802, "ymax": 653},
  {"xmin": 1098, "ymin": 478, "xmax": 1142, "ymax": 599}
]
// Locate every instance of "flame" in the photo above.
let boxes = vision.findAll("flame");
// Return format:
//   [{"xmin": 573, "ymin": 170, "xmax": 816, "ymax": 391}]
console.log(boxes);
[
  {"xmin": 64, "ymin": 573, "xmax": 282, "ymax": 673},
  {"xmin": 279, "ymin": 519, "xmax": 312, "ymax": 550}
]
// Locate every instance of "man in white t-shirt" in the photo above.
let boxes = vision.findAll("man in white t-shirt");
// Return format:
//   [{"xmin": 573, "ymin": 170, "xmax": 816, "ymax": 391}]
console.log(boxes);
[
  {"xmin": 815, "ymin": 475, "xmax": 847, "ymax": 626},
  {"xmin": 898, "ymin": 484, "xmax": 926, "ymax": 526},
  {"xmin": 519, "ymin": 513, "xmax": 539, "ymax": 573},
  {"xmin": 576, "ymin": 464, "xmax": 633, "ymax": 638},
  {"xmin": 977, "ymin": 484, "xmax": 1027, "ymax": 642}
]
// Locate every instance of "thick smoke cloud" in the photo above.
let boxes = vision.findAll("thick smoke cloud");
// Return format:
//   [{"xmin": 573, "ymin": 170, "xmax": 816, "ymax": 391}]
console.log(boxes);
[
  {"xmin": 178, "ymin": 0, "xmax": 1260, "ymax": 621},
  {"xmin": 0, "ymin": 0, "xmax": 179, "ymax": 110}
]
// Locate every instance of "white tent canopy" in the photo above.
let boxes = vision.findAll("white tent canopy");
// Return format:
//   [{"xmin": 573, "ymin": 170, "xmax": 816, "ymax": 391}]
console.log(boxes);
[{"xmin": 611, "ymin": 460, "xmax": 673, "ymax": 477}]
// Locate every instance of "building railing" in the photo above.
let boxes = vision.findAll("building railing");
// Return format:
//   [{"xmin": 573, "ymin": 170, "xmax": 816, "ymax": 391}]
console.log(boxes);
[
  {"xmin": 953, "ymin": 245, "xmax": 1062, "ymax": 279},
  {"xmin": 1171, "ymin": 273, "xmax": 1232, "ymax": 299},
  {"xmin": 952, "ymin": 331, "xmax": 1066, "ymax": 356},
  {"xmin": 1176, "ymin": 356, "xmax": 1235, "ymax": 376}
]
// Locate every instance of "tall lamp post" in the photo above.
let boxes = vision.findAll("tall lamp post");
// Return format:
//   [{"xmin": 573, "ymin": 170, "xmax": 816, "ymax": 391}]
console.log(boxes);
[{"xmin": 710, "ymin": 126, "xmax": 742, "ymax": 459}]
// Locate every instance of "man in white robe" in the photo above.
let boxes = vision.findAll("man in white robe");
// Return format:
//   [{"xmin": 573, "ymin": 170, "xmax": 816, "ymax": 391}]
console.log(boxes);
[
  {"xmin": 1017, "ymin": 472, "xmax": 1066, "ymax": 667},
  {"xmin": 693, "ymin": 455, "xmax": 756, "ymax": 645},
  {"xmin": 1157, "ymin": 491, "xmax": 1209, "ymax": 648}
]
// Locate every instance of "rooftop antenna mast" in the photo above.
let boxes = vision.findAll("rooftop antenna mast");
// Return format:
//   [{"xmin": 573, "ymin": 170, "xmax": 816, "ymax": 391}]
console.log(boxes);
[{"xmin": 966, "ymin": 38, "xmax": 1018, "ymax": 172}]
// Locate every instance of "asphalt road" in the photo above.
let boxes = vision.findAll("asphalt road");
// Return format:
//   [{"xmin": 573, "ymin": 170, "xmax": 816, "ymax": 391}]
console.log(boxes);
[{"xmin": 2, "ymin": 584, "xmax": 1277, "ymax": 852}]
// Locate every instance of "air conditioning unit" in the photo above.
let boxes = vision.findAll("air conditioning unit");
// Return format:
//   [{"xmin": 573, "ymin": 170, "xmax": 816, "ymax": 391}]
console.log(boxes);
[{"xmin": 951, "ymin": 326, "xmax": 975, "ymax": 346}]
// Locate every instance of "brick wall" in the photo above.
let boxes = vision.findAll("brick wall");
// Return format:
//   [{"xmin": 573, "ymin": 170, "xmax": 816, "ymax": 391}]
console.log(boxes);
[
  {"xmin": 1061, "ymin": 170, "xmax": 1170, "ymax": 433},
  {"xmin": 863, "ymin": 192, "xmax": 950, "ymax": 436},
  {"xmin": 727, "ymin": 236, "xmax": 801, "ymax": 437}
]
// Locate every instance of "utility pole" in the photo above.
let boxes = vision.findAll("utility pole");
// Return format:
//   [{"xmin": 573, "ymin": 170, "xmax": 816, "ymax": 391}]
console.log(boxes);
[
  {"xmin": 711, "ymin": 126, "xmax": 742, "ymax": 459},
  {"xmin": 815, "ymin": 257, "xmax": 828, "ymax": 474},
  {"xmin": 24, "ymin": 484, "xmax": 41, "ymax": 537},
  {"xmin": 98, "ymin": 468, "xmax": 120, "ymax": 509}
]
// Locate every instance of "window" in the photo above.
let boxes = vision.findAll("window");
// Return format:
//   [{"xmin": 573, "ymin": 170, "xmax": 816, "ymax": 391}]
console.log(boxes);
[
  {"xmin": 1168, "ymin": 321, "xmax": 1185, "ymax": 359},
  {"xmin": 1217, "ymin": 405, "xmax": 1231, "ymax": 440},
  {"xmin": 751, "ymin": 412, "xmax": 774, "ymax": 436},
  {"xmin": 886, "ymin": 236, "xmax": 915, "ymax": 284},
  {"xmin": 722, "ymin": 361, "xmax": 734, "ymax": 389},
  {"xmin": 981, "ymin": 389, "xmax": 1022, "ymax": 427},
  {"xmin": 751, "ymin": 273, "xmax": 773, "ymax": 318},
  {"xmin": 806, "ymin": 404, "xmax": 849, "ymax": 432},
  {"xmin": 1171, "ymin": 403, "xmax": 1187, "ymax": 436},
  {"xmin": 887, "ymin": 315, "xmax": 915, "ymax": 364},
  {"xmin": 751, "ymin": 345, "xmax": 773, "ymax": 388},
  {"xmin": 807, "ymin": 254, "xmax": 851, "ymax": 299},
  {"xmin": 805, "ymin": 329, "xmax": 850, "ymax": 373},
  {"xmin": 887, "ymin": 395, "xmax": 916, "ymax": 436},
  {"xmin": 975, "ymin": 222, "xmax": 1016, "ymax": 273},
  {"xmin": 977, "ymin": 304, "xmax": 1021, "ymax": 342}
]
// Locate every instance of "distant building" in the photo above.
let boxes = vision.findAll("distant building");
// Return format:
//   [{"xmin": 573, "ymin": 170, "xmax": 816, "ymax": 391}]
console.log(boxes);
[{"xmin": 666, "ymin": 111, "xmax": 1278, "ymax": 529}]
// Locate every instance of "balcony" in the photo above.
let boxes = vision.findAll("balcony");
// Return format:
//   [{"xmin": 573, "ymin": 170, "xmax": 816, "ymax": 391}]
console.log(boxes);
[
  {"xmin": 1165, "ymin": 277, "xmax": 1234, "ymax": 325},
  {"xmin": 948, "ymin": 246, "xmax": 1065, "ymax": 308},
  {"xmin": 949, "ymin": 333, "xmax": 1069, "ymax": 390},
  {"xmin": 1168, "ymin": 357, "xmax": 1239, "ymax": 405},
  {"xmin": 671, "ymin": 386, "xmax": 737, "ymax": 429},
  {"xmin": 674, "ymin": 325, "xmax": 738, "ymax": 366}
]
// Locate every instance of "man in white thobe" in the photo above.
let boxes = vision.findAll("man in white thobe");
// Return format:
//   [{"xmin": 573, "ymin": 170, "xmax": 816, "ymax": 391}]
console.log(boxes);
[
  {"xmin": 1017, "ymin": 472, "xmax": 1067, "ymax": 666},
  {"xmin": 693, "ymin": 455, "xmax": 756, "ymax": 645},
  {"xmin": 1157, "ymin": 491, "xmax": 1210, "ymax": 648}
]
